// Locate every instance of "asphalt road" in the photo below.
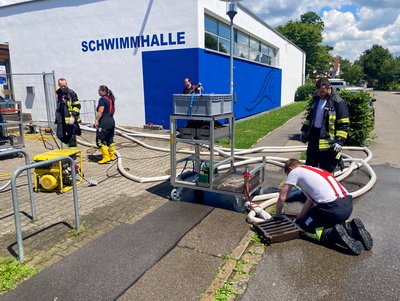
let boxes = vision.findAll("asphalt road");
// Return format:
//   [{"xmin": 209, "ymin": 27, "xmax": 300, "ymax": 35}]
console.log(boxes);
[{"xmin": 240, "ymin": 91, "xmax": 400, "ymax": 301}]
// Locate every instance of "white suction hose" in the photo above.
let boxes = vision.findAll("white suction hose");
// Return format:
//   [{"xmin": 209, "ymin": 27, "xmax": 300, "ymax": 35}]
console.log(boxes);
[
  {"xmin": 0, "ymin": 180, "xmax": 11, "ymax": 192},
  {"xmin": 78, "ymin": 125, "xmax": 377, "ymax": 224},
  {"xmin": 245, "ymin": 152, "xmax": 377, "ymax": 224}
]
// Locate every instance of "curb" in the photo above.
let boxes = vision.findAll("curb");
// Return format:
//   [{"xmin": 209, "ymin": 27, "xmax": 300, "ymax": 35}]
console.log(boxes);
[{"xmin": 200, "ymin": 230, "xmax": 255, "ymax": 301}]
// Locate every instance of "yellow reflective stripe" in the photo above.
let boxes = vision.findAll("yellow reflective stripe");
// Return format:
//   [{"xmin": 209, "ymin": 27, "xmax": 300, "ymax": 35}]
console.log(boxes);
[
  {"xmin": 336, "ymin": 130, "xmax": 348, "ymax": 138},
  {"xmin": 315, "ymin": 227, "xmax": 324, "ymax": 241},
  {"xmin": 72, "ymin": 107, "xmax": 80, "ymax": 112},
  {"xmin": 319, "ymin": 139, "xmax": 331, "ymax": 149},
  {"xmin": 337, "ymin": 118, "xmax": 350, "ymax": 123},
  {"xmin": 72, "ymin": 101, "xmax": 80, "ymax": 105},
  {"xmin": 303, "ymin": 231, "xmax": 317, "ymax": 240}
]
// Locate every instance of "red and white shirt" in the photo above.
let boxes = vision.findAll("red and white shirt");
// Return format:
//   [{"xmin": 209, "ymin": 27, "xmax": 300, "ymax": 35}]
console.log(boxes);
[{"xmin": 285, "ymin": 166, "xmax": 348, "ymax": 203}]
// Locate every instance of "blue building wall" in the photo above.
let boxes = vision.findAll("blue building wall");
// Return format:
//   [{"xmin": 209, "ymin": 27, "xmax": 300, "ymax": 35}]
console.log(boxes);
[{"xmin": 142, "ymin": 48, "xmax": 281, "ymax": 129}]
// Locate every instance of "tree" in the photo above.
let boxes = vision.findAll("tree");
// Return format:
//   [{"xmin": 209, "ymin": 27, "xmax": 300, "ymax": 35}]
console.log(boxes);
[
  {"xmin": 300, "ymin": 11, "xmax": 324, "ymax": 30},
  {"xmin": 276, "ymin": 11, "xmax": 331, "ymax": 77},
  {"xmin": 356, "ymin": 44, "xmax": 393, "ymax": 88},
  {"xmin": 340, "ymin": 58, "xmax": 365, "ymax": 85},
  {"xmin": 379, "ymin": 56, "xmax": 399, "ymax": 88}
]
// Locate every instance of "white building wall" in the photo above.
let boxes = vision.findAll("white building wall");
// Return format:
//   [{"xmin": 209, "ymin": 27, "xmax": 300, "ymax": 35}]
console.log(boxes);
[
  {"xmin": 0, "ymin": 0, "xmax": 305, "ymax": 125},
  {"xmin": 0, "ymin": 0, "xmax": 199, "ymax": 125}
]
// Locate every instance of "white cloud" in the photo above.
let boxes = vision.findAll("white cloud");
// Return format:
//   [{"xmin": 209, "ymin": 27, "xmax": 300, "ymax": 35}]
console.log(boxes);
[
  {"xmin": 240, "ymin": 0, "xmax": 400, "ymax": 61},
  {"xmin": 351, "ymin": 0, "xmax": 400, "ymax": 9},
  {"xmin": 358, "ymin": 7, "xmax": 399, "ymax": 30}
]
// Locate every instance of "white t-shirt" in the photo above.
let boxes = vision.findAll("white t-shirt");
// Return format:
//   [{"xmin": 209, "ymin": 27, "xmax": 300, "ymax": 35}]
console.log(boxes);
[
  {"xmin": 285, "ymin": 166, "xmax": 348, "ymax": 203},
  {"xmin": 313, "ymin": 98, "xmax": 327, "ymax": 128}
]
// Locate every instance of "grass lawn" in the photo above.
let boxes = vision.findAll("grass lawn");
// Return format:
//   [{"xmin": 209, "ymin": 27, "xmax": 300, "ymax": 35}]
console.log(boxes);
[
  {"xmin": 0, "ymin": 257, "xmax": 37, "ymax": 292},
  {"xmin": 219, "ymin": 101, "xmax": 308, "ymax": 149}
]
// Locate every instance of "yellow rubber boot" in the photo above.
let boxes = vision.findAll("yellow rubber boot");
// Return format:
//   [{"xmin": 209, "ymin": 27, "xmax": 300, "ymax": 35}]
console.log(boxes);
[
  {"xmin": 98, "ymin": 145, "xmax": 110, "ymax": 164},
  {"xmin": 109, "ymin": 143, "xmax": 116, "ymax": 161}
]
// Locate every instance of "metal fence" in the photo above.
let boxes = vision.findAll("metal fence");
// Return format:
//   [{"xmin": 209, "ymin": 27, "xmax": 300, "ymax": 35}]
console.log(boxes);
[
  {"xmin": 0, "ymin": 72, "xmax": 97, "ymax": 127},
  {"xmin": 79, "ymin": 99, "xmax": 97, "ymax": 125},
  {"xmin": 2, "ymin": 72, "xmax": 56, "ymax": 128}
]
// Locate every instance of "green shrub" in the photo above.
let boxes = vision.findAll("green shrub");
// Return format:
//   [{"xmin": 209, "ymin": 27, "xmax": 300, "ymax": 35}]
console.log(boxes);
[
  {"xmin": 338, "ymin": 90, "xmax": 375, "ymax": 146},
  {"xmin": 387, "ymin": 82, "xmax": 400, "ymax": 91},
  {"xmin": 295, "ymin": 82, "xmax": 315, "ymax": 102}
]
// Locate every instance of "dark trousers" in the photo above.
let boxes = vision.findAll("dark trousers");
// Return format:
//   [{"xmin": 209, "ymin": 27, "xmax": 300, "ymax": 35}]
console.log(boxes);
[
  {"xmin": 297, "ymin": 195, "xmax": 353, "ymax": 232},
  {"xmin": 96, "ymin": 116, "xmax": 115, "ymax": 147},
  {"xmin": 305, "ymin": 127, "xmax": 336, "ymax": 172},
  {"xmin": 56, "ymin": 123, "xmax": 78, "ymax": 148}
]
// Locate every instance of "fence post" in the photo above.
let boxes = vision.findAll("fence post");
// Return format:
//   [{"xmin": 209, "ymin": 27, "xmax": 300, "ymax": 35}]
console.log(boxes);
[
  {"xmin": 43, "ymin": 72, "xmax": 52, "ymax": 128},
  {"xmin": 10, "ymin": 156, "xmax": 80, "ymax": 261}
]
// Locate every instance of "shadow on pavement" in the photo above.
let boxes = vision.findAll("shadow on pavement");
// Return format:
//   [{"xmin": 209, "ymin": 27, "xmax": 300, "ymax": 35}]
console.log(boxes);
[{"xmin": 7, "ymin": 221, "xmax": 74, "ymax": 258}]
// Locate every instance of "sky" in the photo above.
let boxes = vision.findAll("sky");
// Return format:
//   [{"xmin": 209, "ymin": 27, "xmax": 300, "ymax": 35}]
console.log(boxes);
[{"xmin": 241, "ymin": 0, "xmax": 400, "ymax": 62}]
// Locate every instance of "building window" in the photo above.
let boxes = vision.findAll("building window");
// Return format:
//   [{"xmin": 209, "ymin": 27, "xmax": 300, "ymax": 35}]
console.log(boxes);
[{"xmin": 204, "ymin": 14, "xmax": 277, "ymax": 67}]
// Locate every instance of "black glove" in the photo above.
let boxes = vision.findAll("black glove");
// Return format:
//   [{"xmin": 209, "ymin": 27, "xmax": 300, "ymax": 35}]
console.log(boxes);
[
  {"xmin": 273, "ymin": 215, "xmax": 285, "ymax": 221},
  {"xmin": 338, "ymin": 156, "xmax": 344, "ymax": 171}
]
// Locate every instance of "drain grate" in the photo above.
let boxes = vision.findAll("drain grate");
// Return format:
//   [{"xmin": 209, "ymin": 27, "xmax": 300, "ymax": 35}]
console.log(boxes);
[{"xmin": 254, "ymin": 215, "xmax": 303, "ymax": 244}]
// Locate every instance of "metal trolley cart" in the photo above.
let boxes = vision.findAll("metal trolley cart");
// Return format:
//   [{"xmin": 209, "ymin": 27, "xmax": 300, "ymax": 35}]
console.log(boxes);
[
  {"xmin": 0, "ymin": 101, "xmax": 24, "ymax": 151},
  {"xmin": 169, "ymin": 94, "xmax": 266, "ymax": 211}
]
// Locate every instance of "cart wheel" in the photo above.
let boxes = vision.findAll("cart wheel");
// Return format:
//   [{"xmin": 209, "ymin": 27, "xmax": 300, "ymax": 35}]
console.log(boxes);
[
  {"xmin": 233, "ymin": 196, "xmax": 247, "ymax": 213},
  {"xmin": 170, "ymin": 188, "xmax": 182, "ymax": 201}
]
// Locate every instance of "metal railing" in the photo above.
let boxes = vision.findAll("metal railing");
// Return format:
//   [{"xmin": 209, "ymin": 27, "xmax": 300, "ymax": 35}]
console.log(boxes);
[
  {"xmin": 5, "ymin": 152, "xmax": 80, "ymax": 261},
  {"xmin": 79, "ymin": 99, "xmax": 97, "ymax": 125}
]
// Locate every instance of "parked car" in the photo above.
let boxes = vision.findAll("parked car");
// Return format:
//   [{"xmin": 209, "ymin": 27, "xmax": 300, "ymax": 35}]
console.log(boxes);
[
  {"xmin": 329, "ymin": 79, "xmax": 347, "ymax": 91},
  {"xmin": 336, "ymin": 84, "xmax": 376, "ymax": 123}
]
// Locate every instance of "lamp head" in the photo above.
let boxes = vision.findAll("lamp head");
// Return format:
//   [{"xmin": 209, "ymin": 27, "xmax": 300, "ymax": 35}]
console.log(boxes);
[{"xmin": 220, "ymin": 0, "xmax": 241, "ymax": 19}]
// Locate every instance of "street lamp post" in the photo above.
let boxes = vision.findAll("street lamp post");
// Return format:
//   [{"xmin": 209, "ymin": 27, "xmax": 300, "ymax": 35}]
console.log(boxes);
[
  {"xmin": 220, "ymin": 1, "xmax": 240, "ymax": 171},
  {"xmin": 220, "ymin": 0, "xmax": 241, "ymax": 95}
]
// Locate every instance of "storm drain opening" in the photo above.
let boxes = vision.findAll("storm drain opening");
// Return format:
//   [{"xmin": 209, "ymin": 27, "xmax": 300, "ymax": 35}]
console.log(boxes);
[{"xmin": 254, "ymin": 215, "xmax": 303, "ymax": 244}]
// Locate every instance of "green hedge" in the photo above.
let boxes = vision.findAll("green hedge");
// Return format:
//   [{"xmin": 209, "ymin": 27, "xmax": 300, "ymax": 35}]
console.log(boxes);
[
  {"xmin": 338, "ymin": 90, "xmax": 375, "ymax": 146},
  {"xmin": 295, "ymin": 82, "xmax": 315, "ymax": 102}
]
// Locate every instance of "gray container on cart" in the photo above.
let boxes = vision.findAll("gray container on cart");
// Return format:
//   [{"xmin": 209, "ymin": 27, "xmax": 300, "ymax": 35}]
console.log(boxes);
[{"xmin": 173, "ymin": 94, "xmax": 232, "ymax": 116}]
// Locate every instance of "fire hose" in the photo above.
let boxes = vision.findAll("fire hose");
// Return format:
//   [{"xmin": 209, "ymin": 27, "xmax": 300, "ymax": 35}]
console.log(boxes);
[{"xmin": 77, "ymin": 125, "xmax": 376, "ymax": 224}]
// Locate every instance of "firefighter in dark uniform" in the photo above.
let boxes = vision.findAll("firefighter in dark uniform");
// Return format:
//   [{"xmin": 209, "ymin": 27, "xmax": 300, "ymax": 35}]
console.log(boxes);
[
  {"xmin": 95, "ymin": 85, "xmax": 116, "ymax": 164},
  {"xmin": 55, "ymin": 78, "xmax": 81, "ymax": 148},
  {"xmin": 300, "ymin": 78, "xmax": 350, "ymax": 173}
]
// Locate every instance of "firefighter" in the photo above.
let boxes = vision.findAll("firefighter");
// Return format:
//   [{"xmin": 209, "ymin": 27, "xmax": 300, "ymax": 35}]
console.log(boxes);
[
  {"xmin": 274, "ymin": 158, "xmax": 373, "ymax": 255},
  {"xmin": 95, "ymin": 85, "xmax": 116, "ymax": 164},
  {"xmin": 300, "ymin": 77, "xmax": 349, "ymax": 173},
  {"xmin": 55, "ymin": 78, "xmax": 81, "ymax": 148},
  {"xmin": 183, "ymin": 77, "xmax": 203, "ymax": 94}
]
